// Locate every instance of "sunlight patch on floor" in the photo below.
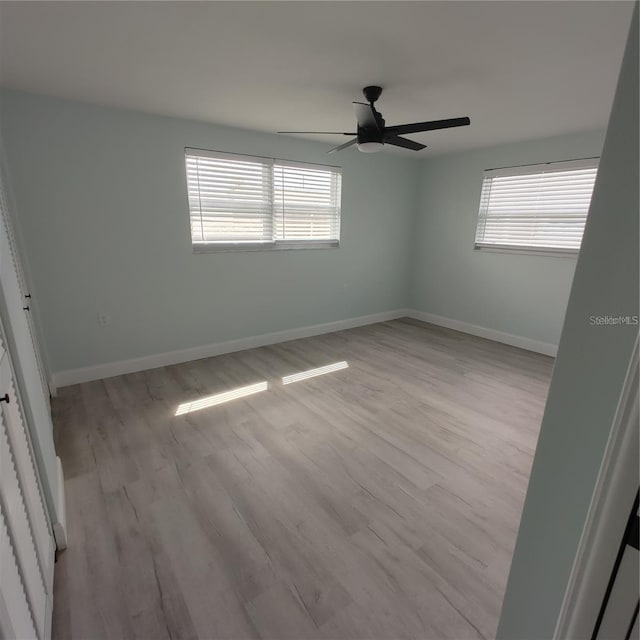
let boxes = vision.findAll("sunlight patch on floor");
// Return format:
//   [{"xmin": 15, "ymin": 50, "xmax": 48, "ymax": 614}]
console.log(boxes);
[
  {"xmin": 175, "ymin": 381, "xmax": 268, "ymax": 415},
  {"xmin": 281, "ymin": 361, "xmax": 349, "ymax": 385}
]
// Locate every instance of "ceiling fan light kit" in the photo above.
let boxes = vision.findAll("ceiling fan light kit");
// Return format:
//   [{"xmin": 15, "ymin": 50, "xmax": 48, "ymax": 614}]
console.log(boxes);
[
  {"xmin": 357, "ymin": 141, "xmax": 384, "ymax": 153},
  {"xmin": 277, "ymin": 86, "xmax": 470, "ymax": 154}
]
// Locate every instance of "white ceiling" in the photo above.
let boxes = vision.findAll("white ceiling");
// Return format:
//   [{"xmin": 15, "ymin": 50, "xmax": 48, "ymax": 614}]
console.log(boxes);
[{"xmin": 0, "ymin": 1, "xmax": 634, "ymax": 156}]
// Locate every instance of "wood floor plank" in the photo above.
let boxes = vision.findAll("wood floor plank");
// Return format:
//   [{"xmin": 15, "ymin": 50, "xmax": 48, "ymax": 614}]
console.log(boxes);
[{"xmin": 52, "ymin": 319, "xmax": 552, "ymax": 639}]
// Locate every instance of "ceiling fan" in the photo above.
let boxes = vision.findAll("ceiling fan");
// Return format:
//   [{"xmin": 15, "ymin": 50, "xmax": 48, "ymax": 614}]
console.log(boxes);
[{"xmin": 278, "ymin": 86, "xmax": 470, "ymax": 154}]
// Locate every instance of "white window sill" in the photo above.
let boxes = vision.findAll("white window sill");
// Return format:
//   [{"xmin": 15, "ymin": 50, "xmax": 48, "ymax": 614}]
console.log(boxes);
[
  {"xmin": 193, "ymin": 241, "xmax": 340, "ymax": 254},
  {"xmin": 474, "ymin": 244, "xmax": 579, "ymax": 259}
]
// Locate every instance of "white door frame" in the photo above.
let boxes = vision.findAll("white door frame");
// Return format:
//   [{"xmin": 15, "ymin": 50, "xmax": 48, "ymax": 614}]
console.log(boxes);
[
  {"xmin": 554, "ymin": 336, "xmax": 639, "ymax": 639},
  {"xmin": 0, "ymin": 141, "xmax": 66, "ymax": 549},
  {"xmin": 0, "ymin": 152, "xmax": 52, "ymax": 404}
]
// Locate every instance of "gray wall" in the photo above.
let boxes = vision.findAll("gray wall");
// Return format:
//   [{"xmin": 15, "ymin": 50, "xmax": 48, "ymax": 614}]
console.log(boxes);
[
  {"xmin": 0, "ymin": 89, "xmax": 612, "ymax": 380},
  {"xmin": 410, "ymin": 130, "xmax": 605, "ymax": 348},
  {"xmin": 497, "ymin": 5, "xmax": 638, "ymax": 638},
  {"xmin": 0, "ymin": 90, "xmax": 418, "ymax": 373}
]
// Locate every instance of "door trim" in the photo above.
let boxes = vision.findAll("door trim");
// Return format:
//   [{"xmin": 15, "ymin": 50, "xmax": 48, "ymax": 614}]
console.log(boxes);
[
  {"xmin": 554, "ymin": 336, "xmax": 639, "ymax": 638},
  {"xmin": 52, "ymin": 456, "xmax": 67, "ymax": 550}
]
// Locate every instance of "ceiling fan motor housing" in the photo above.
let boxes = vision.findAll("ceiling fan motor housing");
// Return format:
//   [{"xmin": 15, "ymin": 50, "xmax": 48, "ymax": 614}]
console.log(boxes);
[
  {"xmin": 363, "ymin": 85, "xmax": 383, "ymax": 104},
  {"xmin": 358, "ymin": 124, "xmax": 385, "ymax": 145}
]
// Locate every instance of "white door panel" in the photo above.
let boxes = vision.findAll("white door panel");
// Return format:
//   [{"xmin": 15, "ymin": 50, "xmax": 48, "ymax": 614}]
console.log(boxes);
[
  {"xmin": 0, "ymin": 346, "xmax": 54, "ymax": 639},
  {"xmin": 0, "ymin": 503, "xmax": 38, "ymax": 640},
  {"xmin": 0, "ymin": 349, "xmax": 53, "ymax": 590}
]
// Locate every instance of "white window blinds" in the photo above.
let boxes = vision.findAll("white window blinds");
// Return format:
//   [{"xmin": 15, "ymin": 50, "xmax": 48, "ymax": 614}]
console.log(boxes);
[
  {"xmin": 186, "ymin": 152, "xmax": 273, "ymax": 244},
  {"xmin": 274, "ymin": 162, "xmax": 341, "ymax": 242},
  {"xmin": 475, "ymin": 158, "xmax": 599, "ymax": 254},
  {"xmin": 185, "ymin": 149, "xmax": 341, "ymax": 249}
]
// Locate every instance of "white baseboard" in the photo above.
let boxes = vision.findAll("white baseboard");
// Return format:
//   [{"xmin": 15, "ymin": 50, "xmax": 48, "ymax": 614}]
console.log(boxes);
[
  {"xmin": 51, "ymin": 307, "xmax": 556, "ymax": 388},
  {"xmin": 51, "ymin": 308, "xmax": 411, "ymax": 387},
  {"xmin": 406, "ymin": 309, "xmax": 558, "ymax": 356},
  {"xmin": 52, "ymin": 456, "xmax": 67, "ymax": 551}
]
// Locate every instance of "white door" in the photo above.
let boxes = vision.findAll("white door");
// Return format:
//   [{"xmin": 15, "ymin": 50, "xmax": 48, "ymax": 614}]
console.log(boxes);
[{"xmin": 0, "ymin": 331, "xmax": 55, "ymax": 640}]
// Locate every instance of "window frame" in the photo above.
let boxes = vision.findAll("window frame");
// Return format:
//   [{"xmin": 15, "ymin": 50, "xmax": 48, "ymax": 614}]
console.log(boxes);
[
  {"xmin": 473, "ymin": 157, "xmax": 599, "ymax": 258},
  {"xmin": 184, "ymin": 148, "xmax": 342, "ymax": 253}
]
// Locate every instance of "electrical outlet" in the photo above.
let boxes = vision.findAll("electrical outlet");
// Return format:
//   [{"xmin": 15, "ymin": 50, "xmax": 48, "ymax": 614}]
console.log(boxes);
[{"xmin": 97, "ymin": 312, "xmax": 111, "ymax": 327}]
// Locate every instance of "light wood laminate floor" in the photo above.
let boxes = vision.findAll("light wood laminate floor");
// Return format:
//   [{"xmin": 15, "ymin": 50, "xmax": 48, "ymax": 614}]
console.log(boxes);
[{"xmin": 51, "ymin": 319, "xmax": 553, "ymax": 640}]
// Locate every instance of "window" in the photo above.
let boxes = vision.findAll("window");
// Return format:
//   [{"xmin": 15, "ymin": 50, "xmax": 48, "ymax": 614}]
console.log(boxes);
[
  {"xmin": 474, "ymin": 158, "xmax": 598, "ymax": 255},
  {"xmin": 185, "ymin": 148, "xmax": 341, "ymax": 251}
]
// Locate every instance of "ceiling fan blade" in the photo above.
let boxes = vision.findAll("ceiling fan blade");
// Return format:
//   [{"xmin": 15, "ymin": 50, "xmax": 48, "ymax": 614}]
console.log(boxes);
[
  {"xmin": 352, "ymin": 102, "xmax": 380, "ymax": 130},
  {"xmin": 277, "ymin": 131, "xmax": 356, "ymax": 135},
  {"xmin": 384, "ymin": 135, "xmax": 427, "ymax": 151},
  {"xmin": 328, "ymin": 138, "xmax": 357, "ymax": 154},
  {"xmin": 386, "ymin": 116, "xmax": 470, "ymax": 136}
]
